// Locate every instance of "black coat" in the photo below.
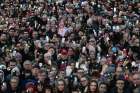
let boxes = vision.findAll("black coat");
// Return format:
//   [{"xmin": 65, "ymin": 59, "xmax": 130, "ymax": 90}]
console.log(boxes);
[{"xmin": 109, "ymin": 87, "xmax": 133, "ymax": 93}]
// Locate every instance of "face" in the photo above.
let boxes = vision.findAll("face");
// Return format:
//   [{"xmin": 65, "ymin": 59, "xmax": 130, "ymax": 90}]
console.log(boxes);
[
  {"xmin": 0, "ymin": 34, "xmax": 7, "ymax": 41},
  {"xmin": 116, "ymin": 80, "xmax": 125, "ymax": 90},
  {"xmin": 32, "ymin": 68, "xmax": 39, "ymax": 77},
  {"xmin": 51, "ymin": 67, "xmax": 57, "ymax": 75},
  {"xmin": 80, "ymin": 77, "xmax": 88, "ymax": 87},
  {"xmin": 32, "ymin": 31, "xmax": 38, "ymax": 39},
  {"xmin": 10, "ymin": 78, "xmax": 19, "ymax": 88},
  {"xmin": 89, "ymin": 40, "xmax": 96, "ymax": 46},
  {"xmin": 9, "ymin": 29, "xmax": 15, "ymax": 36},
  {"xmin": 23, "ymin": 31, "xmax": 29, "ymax": 38},
  {"xmin": 90, "ymin": 81, "xmax": 97, "ymax": 92},
  {"xmin": 132, "ymin": 74, "xmax": 140, "ymax": 86},
  {"xmin": 44, "ymin": 53, "xmax": 51, "ymax": 62},
  {"xmin": 45, "ymin": 89, "xmax": 51, "ymax": 93},
  {"xmin": 99, "ymin": 84, "xmax": 107, "ymax": 93},
  {"xmin": 115, "ymin": 67, "xmax": 123, "ymax": 77},
  {"xmin": 68, "ymin": 48, "xmax": 74, "ymax": 56},
  {"xmin": 9, "ymin": 62, "xmax": 16, "ymax": 69},
  {"xmin": 44, "ymin": 43, "xmax": 50, "ymax": 50},
  {"xmin": 23, "ymin": 63, "xmax": 32, "ymax": 70},
  {"xmin": 57, "ymin": 81, "xmax": 65, "ymax": 91},
  {"xmin": 89, "ymin": 51, "xmax": 96, "ymax": 59},
  {"xmin": 38, "ymin": 72, "xmax": 47, "ymax": 82},
  {"xmin": 134, "ymin": 39, "xmax": 139, "ymax": 46}
]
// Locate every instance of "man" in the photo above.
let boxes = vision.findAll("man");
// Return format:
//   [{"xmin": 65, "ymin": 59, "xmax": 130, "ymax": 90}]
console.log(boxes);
[
  {"xmin": 132, "ymin": 73, "xmax": 140, "ymax": 93},
  {"xmin": 110, "ymin": 78, "xmax": 132, "ymax": 93},
  {"xmin": 79, "ymin": 76, "xmax": 88, "ymax": 93}
]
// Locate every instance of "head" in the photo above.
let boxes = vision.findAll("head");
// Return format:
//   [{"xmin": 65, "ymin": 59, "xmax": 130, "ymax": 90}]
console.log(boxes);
[
  {"xmin": 132, "ymin": 73, "xmax": 140, "ymax": 87},
  {"xmin": 9, "ymin": 28, "xmax": 15, "ymax": 37},
  {"xmin": 32, "ymin": 65, "xmax": 40, "ymax": 77},
  {"xmin": 44, "ymin": 52, "xmax": 52, "ymax": 63},
  {"xmin": 89, "ymin": 38, "xmax": 96, "ymax": 46},
  {"xmin": 37, "ymin": 70, "xmax": 47, "ymax": 82},
  {"xmin": 0, "ymin": 33, "xmax": 7, "ymax": 42},
  {"xmin": 77, "ymin": 68, "xmax": 84, "ymax": 79},
  {"xmin": 9, "ymin": 60, "xmax": 17, "ymax": 70},
  {"xmin": 72, "ymin": 89, "xmax": 80, "ymax": 93},
  {"xmin": 116, "ymin": 79, "xmax": 125, "ymax": 90},
  {"xmin": 32, "ymin": 31, "xmax": 38, "ymax": 40},
  {"xmin": 23, "ymin": 31, "xmax": 29, "ymax": 39},
  {"xmin": 45, "ymin": 86, "xmax": 53, "ymax": 93},
  {"xmin": 80, "ymin": 76, "xmax": 88, "ymax": 87},
  {"xmin": 56, "ymin": 79, "xmax": 65, "ymax": 92},
  {"xmin": 15, "ymin": 52, "xmax": 22, "ymax": 62},
  {"xmin": 99, "ymin": 82, "xmax": 108, "ymax": 93},
  {"xmin": 115, "ymin": 66, "xmax": 123, "ymax": 78},
  {"xmin": 10, "ymin": 76, "xmax": 19, "ymax": 89},
  {"xmin": 23, "ymin": 60, "xmax": 32, "ymax": 71},
  {"xmin": 89, "ymin": 80, "xmax": 98, "ymax": 93}
]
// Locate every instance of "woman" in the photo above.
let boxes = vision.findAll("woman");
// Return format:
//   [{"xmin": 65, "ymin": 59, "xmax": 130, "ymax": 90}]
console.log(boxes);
[
  {"xmin": 88, "ymin": 80, "xmax": 99, "ymax": 93},
  {"xmin": 98, "ymin": 82, "xmax": 108, "ymax": 93},
  {"xmin": 6, "ymin": 76, "xmax": 22, "ymax": 93},
  {"xmin": 54, "ymin": 79, "xmax": 69, "ymax": 93}
]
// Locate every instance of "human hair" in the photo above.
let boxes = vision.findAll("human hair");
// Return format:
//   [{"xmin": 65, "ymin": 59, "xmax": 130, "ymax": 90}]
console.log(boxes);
[
  {"xmin": 88, "ymin": 80, "xmax": 99, "ymax": 93},
  {"xmin": 99, "ymin": 82, "xmax": 108, "ymax": 93},
  {"xmin": 45, "ymin": 85, "xmax": 54, "ymax": 93},
  {"xmin": 10, "ymin": 76, "xmax": 19, "ymax": 82},
  {"xmin": 99, "ymin": 82, "xmax": 108, "ymax": 88},
  {"xmin": 54, "ymin": 78, "xmax": 69, "ymax": 93}
]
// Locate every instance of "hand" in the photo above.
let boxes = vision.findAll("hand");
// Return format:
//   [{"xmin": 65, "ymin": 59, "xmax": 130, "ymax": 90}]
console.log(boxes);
[{"xmin": 37, "ymin": 84, "xmax": 43, "ymax": 92}]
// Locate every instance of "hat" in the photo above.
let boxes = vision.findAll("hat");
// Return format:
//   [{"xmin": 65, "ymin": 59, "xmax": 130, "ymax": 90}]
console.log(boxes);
[{"xmin": 32, "ymin": 64, "xmax": 40, "ymax": 69}]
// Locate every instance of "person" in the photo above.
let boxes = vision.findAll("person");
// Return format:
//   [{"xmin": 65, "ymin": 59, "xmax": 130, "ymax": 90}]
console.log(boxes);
[
  {"xmin": 109, "ymin": 66, "xmax": 124, "ymax": 89},
  {"xmin": 132, "ymin": 73, "xmax": 140, "ymax": 93},
  {"xmin": 110, "ymin": 78, "xmax": 132, "ymax": 93},
  {"xmin": 98, "ymin": 82, "xmax": 108, "ymax": 93},
  {"xmin": 79, "ymin": 76, "xmax": 89, "ymax": 93},
  {"xmin": 6, "ymin": 76, "xmax": 21, "ymax": 93},
  {"xmin": 54, "ymin": 79, "xmax": 69, "ymax": 93},
  {"xmin": 45, "ymin": 85, "xmax": 54, "ymax": 93},
  {"xmin": 88, "ymin": 80, "xmax": 99, "ymax": 93}
]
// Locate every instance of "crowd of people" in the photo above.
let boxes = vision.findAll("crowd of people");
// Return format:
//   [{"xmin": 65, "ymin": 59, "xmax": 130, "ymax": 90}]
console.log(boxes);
[{"xmin": 0, "ymin": 0, "xmax": 140, "ymax": 93}]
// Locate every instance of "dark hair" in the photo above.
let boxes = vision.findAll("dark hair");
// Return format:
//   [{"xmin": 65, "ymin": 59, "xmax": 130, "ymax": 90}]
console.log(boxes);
[
  {"xmin": 99, "ymin": 82, "xmax": 108, "ymax": 93},
  {"xmin": 45, "ymin": 85, "xmax": 54, "ymax": 93},
  {"xmin": 88, "ymin": 80, "xmax": 99, "ymax": 93},
  {"xmin": 99, "ymin": 82, "xmax": 108, "ymax": 87}
]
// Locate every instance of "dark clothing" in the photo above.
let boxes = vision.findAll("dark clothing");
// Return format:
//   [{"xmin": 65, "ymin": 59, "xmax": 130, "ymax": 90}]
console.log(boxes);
[
  {"xmin": 110, "ymin": 87, "xmax": 133, "ymax": 93},
  {"xmin": 5, "ymin": 85, "xmax": 22, "ymax": 93}
]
